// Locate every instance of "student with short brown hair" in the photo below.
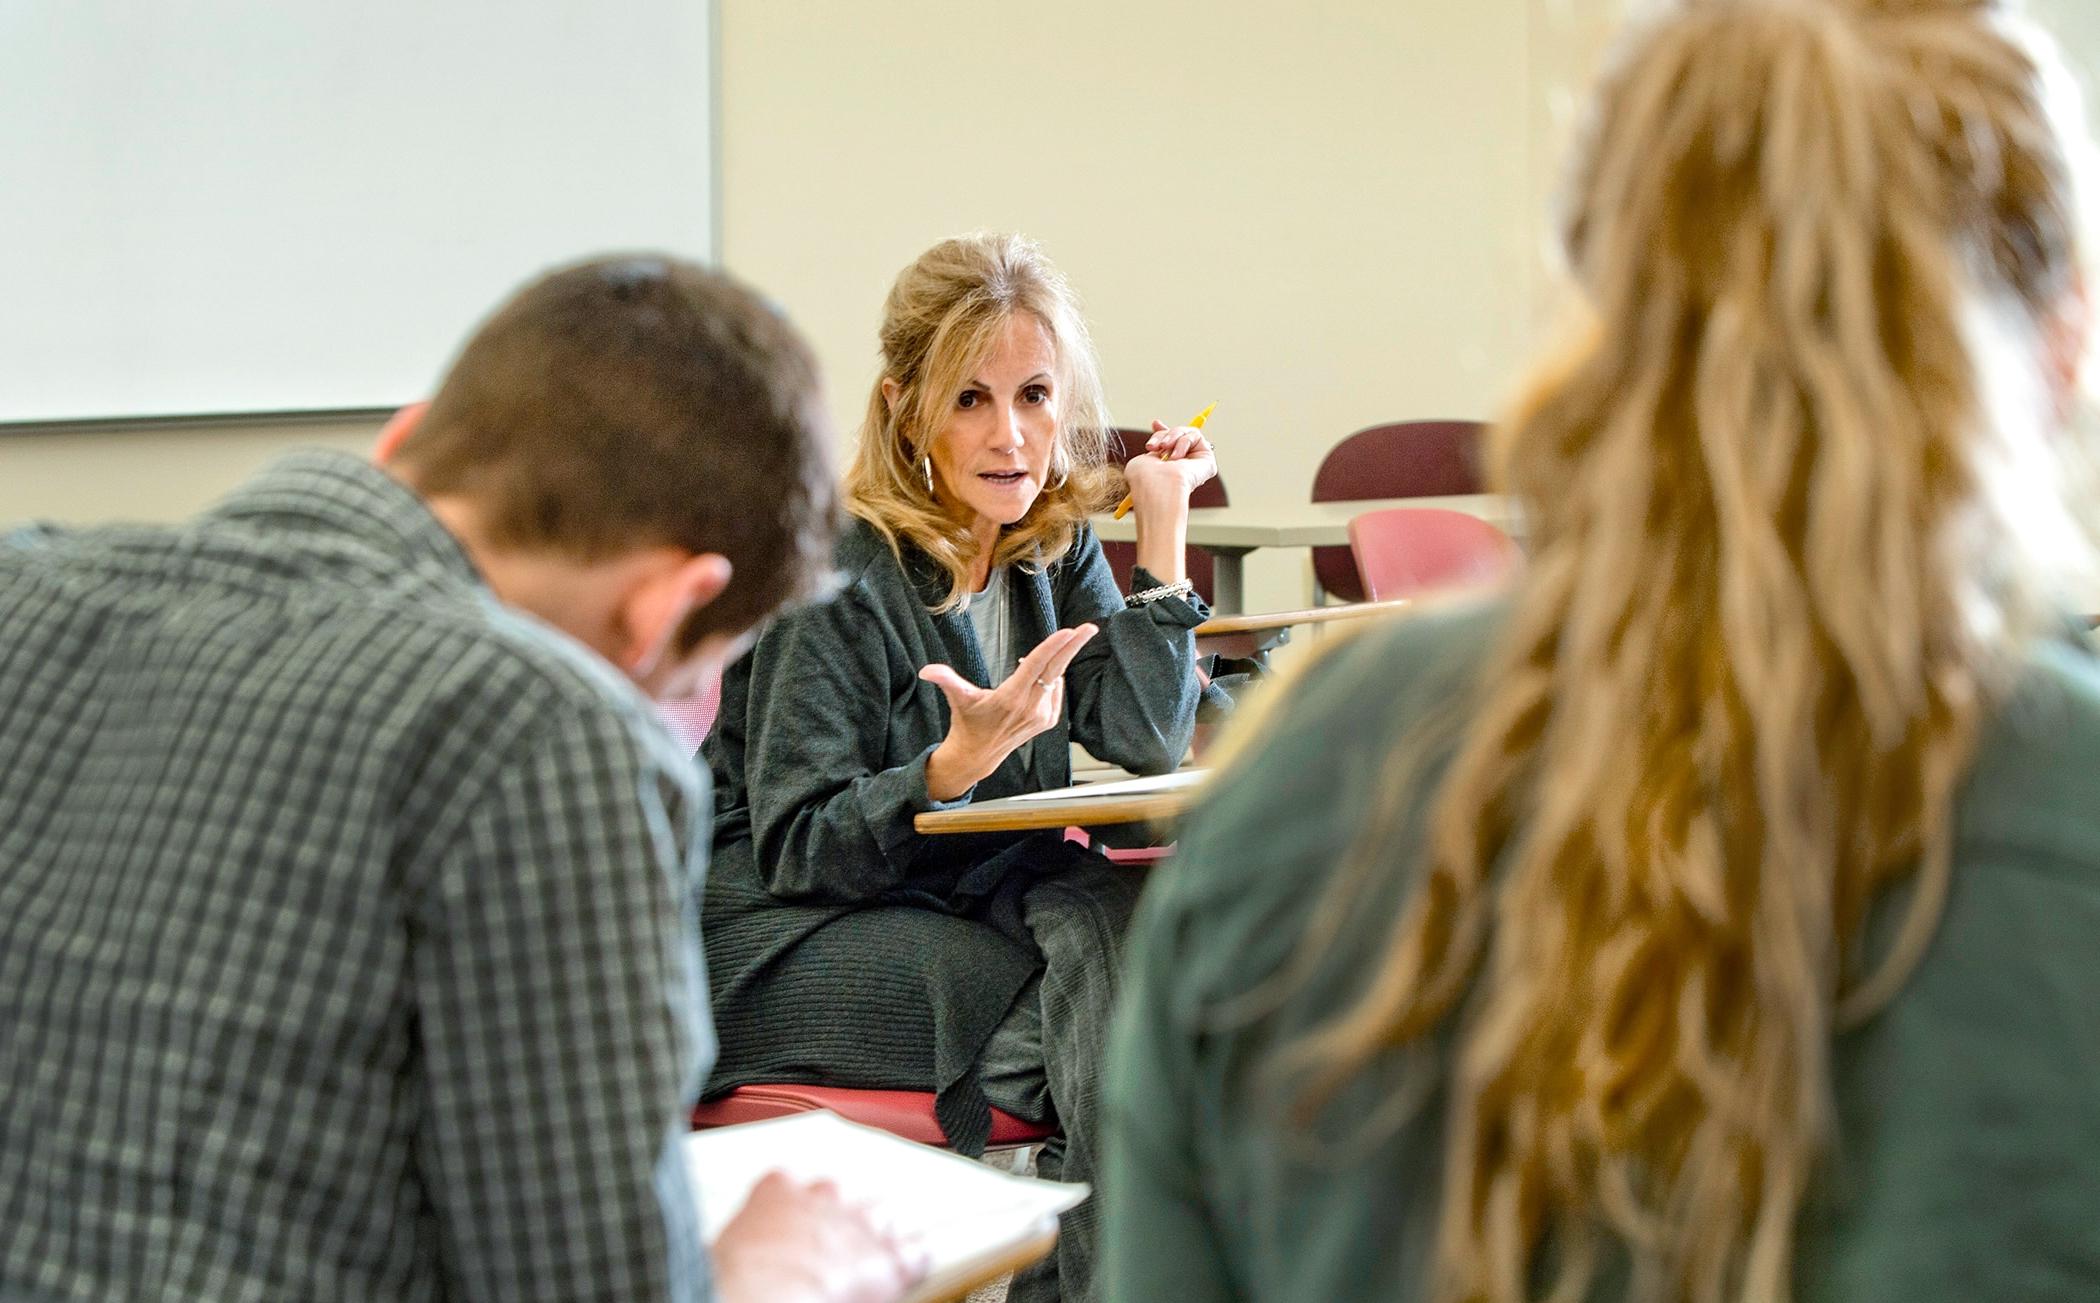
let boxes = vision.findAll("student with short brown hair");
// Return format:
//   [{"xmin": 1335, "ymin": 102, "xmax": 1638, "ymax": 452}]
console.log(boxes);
[
  {"xmin": 385, "ymin": 255, "xmax": 838, "ymax": 653},
  {"xmin": 0, "ymin": 254, "xmax": 916, "ymax": 1303}
]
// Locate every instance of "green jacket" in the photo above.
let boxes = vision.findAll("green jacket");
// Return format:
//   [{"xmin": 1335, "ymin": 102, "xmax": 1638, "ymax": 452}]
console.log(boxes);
[{"xmin": 1105, "ymin": 602, "xmax": 2100, "ymax": 1301}]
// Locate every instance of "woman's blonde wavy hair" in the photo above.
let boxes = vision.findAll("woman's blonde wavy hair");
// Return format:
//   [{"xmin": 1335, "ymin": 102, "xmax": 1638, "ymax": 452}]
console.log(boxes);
[
  {"xmin": 1268, "ymin": 1, "xmax": 2095, "ymax": 1300},
  {"xmin": 843, "ymin": 233, "xmax": 1118, "ymax": 610}
]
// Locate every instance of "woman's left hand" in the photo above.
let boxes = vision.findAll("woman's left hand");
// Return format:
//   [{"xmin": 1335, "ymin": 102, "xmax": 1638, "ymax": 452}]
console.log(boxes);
[{"xmin": 1122, "ymin": 418, "xmax": 1218, "ymax": 506}]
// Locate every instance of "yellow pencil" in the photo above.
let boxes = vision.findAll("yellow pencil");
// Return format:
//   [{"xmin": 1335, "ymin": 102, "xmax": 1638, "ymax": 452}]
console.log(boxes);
[{"xmin": 1112, "ymin": 401, "xmax": 1217, "ymax": 520}]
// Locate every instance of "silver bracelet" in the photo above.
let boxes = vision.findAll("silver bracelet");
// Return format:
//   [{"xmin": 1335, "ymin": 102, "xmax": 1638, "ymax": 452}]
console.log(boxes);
[{"xmin": 1126, "ymin": 579, "xmax": 1195, "ymax": 608}]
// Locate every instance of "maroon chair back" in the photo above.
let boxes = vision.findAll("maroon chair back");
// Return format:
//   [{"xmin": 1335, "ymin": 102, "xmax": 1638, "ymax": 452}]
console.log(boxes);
[
  {"xmin": 1098, "ymin": 427, "xmax": 1229, "ymax": 603},
  {"xmin": 1311, "ymin": 420, "xmax": 1486, "ymax": 602},
  {"xmin": 1346, "ymin": 507, "xmax": 1521, "ymax": 602}
]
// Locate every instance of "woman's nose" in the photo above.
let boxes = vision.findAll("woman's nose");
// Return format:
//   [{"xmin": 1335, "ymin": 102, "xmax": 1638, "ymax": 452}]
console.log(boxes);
[{"xmin": 992, "ymin": 403, "xmax": 1024, "ymax": 450}]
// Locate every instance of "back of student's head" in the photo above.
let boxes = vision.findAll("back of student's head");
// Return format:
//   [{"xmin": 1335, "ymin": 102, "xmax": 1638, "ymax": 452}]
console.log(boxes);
[
  {"xmin": 390, "ymin": 254, "xmax": 838, "ymax": 649},
  {"xmin": 1279, "ymin": 1, "xmax": 2094, "ymax": 1299}
]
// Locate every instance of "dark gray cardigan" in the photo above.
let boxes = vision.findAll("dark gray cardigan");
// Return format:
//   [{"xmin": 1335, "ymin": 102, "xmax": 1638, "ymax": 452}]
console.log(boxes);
[{"xmin": 700, "ymin": 518, "xmax": 1206, "ymax": 1150}]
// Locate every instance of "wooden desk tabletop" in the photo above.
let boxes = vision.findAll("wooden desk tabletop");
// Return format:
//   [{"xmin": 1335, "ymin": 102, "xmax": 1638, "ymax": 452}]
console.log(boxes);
[
  {"xmin": 1193, "ymin": 596, "xmax": 1426, "ymax": 659},
  {"xmin": 1196, "ymin": 598, "xmax": 1415, "ymax": 637},
  {"xmin": 914, "ymin": 780, "xmax": 1203, "ymax": 835},
  {"xmin": 1090, "ymin": 495, "xmax": 1517, "ymax": 547}
]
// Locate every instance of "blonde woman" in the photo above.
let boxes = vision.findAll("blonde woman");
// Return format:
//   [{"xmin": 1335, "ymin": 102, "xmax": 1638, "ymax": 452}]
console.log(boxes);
[
  {"xmin": 701, "ymin": 233, "xmax": 1216, "ymax": 1303},
  {"xmin": 1104, "ymin": 1, "xmax": 2100, "ymax": 1300}
]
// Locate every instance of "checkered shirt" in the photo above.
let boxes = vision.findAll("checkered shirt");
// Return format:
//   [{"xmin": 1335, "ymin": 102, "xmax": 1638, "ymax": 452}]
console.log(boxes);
[{"xmin": 0, "ymin": 452, "xmax": 715, "ymax": 1301}]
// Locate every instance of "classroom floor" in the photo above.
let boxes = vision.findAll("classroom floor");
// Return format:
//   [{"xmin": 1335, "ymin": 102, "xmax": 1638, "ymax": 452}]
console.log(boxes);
[
  {"xmin": 965, "ymin": 1274, "xmax": 1010, "ymax": 1303},
  {"xmin": 963, "ymin": 1143, "xmax": 1041, "ymax": 1303}
]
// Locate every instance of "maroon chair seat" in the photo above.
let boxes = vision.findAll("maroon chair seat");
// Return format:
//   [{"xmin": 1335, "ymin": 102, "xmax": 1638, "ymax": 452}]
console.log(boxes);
[
  {"xmin": 691, "ymin": 1083, "xmax": 1057, "ymax": 1149},
  {"xmin": 1100, "ymin": 427, "xmax": 1229, "ymax": 605},
  {"xmin": 1312, "ymin": 420, "xmax": 1487, "ymax": 603}
]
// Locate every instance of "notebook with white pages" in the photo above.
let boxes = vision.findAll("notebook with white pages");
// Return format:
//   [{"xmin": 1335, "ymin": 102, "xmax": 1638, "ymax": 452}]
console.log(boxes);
[{"xmin": 684, "ymin": 1110, "xmax": 1088, "ymax": 1303}]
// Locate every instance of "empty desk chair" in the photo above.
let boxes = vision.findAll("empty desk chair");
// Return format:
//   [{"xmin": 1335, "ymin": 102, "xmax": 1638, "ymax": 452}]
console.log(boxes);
[
  {"xmin": 1346, "ymin": 506, "xmax": 1520, "ymax": 602},
  {"xmin": 1312, "ymin": 418, "xmax": 1486, "ymax": 602}
]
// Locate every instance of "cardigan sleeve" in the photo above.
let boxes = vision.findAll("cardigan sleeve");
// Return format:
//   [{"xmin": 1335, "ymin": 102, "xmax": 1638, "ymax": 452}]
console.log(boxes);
[
  {"xmin": 736, "ymin": 587, "xmax": 973, "ymax": 903},
  {"xmin": 1057, "ymin": 526, "xmax": 1207, "ymax": 776}
]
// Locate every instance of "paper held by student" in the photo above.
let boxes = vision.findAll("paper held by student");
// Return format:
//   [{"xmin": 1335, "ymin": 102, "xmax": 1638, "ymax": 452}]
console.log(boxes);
[{"xmin": 685, "ymin": 1110, "xmax": 1088, "ymax": 1303}]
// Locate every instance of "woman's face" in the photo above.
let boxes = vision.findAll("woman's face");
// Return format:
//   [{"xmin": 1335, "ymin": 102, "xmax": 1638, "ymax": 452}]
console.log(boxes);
[{"xmin": 927, "ymin": 313, "xmax": 1060, "ymax": 544}]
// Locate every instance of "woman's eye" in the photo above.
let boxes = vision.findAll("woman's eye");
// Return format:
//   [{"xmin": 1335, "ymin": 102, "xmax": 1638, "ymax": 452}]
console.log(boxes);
[
  {"xmin": 956, "ymin": 390, "xmax": 981, "ymax": 409},
  {"xmin": 1022, "ymin": 385, "xmax": 1050, "ymax": 404}
]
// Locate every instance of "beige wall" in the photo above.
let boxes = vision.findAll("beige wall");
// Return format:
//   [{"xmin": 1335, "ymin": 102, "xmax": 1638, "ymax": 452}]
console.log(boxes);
[
  {"xmin": 0, "ymin": 417, "xmax": 380, "ymax": 524},
  {"xmin": 2034, "ymin": 0, "xmax": 2100, "ymax": 89}
]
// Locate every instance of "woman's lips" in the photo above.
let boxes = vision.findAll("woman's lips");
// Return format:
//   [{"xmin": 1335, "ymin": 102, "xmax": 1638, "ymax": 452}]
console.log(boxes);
[{"xmin": 979, "ymin": 470, "xmax": 1027, "ymax": 484}]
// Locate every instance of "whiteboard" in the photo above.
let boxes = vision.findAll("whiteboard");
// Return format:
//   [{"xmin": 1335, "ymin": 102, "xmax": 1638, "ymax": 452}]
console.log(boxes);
[{"xmin": 0, "ymin": 1, "xmax": 717, "ymax": 424}]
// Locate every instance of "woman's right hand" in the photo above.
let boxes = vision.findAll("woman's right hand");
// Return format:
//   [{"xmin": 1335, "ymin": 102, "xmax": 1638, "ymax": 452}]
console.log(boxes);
[{"xmin": 920, "ymin": 624, "xmax": 1099, "ymax": 801}]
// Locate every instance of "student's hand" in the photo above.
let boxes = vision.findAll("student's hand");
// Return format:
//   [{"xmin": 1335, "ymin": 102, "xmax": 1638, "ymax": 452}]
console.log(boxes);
[
  {"xmin": 1121, "ymin": 418, "xmax": 1218, "ymax": 510},
  {"xmin": 711, "ymin": 1171, "xmax": 926, "ymax": 1303},
  {"xmin": 921, "ymin": 623, "xmax": 1100, "ymax": 801}
]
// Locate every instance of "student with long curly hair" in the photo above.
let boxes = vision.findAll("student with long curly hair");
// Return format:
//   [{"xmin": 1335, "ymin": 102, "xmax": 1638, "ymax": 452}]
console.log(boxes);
[{"xmin": 1104, "ymin": 2, "xmax": 2100, "ymax": 1299}]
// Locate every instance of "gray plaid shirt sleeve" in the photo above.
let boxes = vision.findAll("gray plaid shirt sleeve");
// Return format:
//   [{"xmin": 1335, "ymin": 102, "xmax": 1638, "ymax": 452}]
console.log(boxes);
[
  {"xmin": 411, "ymin": 698, "xmax": 713, "ymax": 1303},
  {"xmin": 0, "ymin": 454, "xmax": 723, "ymax": 1300}
]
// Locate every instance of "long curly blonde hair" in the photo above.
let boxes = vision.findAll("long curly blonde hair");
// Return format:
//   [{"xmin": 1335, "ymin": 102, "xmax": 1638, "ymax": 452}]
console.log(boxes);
[
  {"xmin": 843, "ymin": 233, "xmax": 1118, "ymax": 609},
  {"xmin": 1277, "ymin": 2, "xmax": 2094, "ymax": 1299}
]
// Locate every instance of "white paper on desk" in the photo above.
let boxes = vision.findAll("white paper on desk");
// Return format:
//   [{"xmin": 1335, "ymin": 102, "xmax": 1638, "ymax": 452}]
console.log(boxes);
[
  {"xmin": 1007, "ymin": 768, "xmax": 1212, "ymax": 802},
  {"xmin": 684, "ymin": 1110, "xmax": 1087, "ymax": 1291}
]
